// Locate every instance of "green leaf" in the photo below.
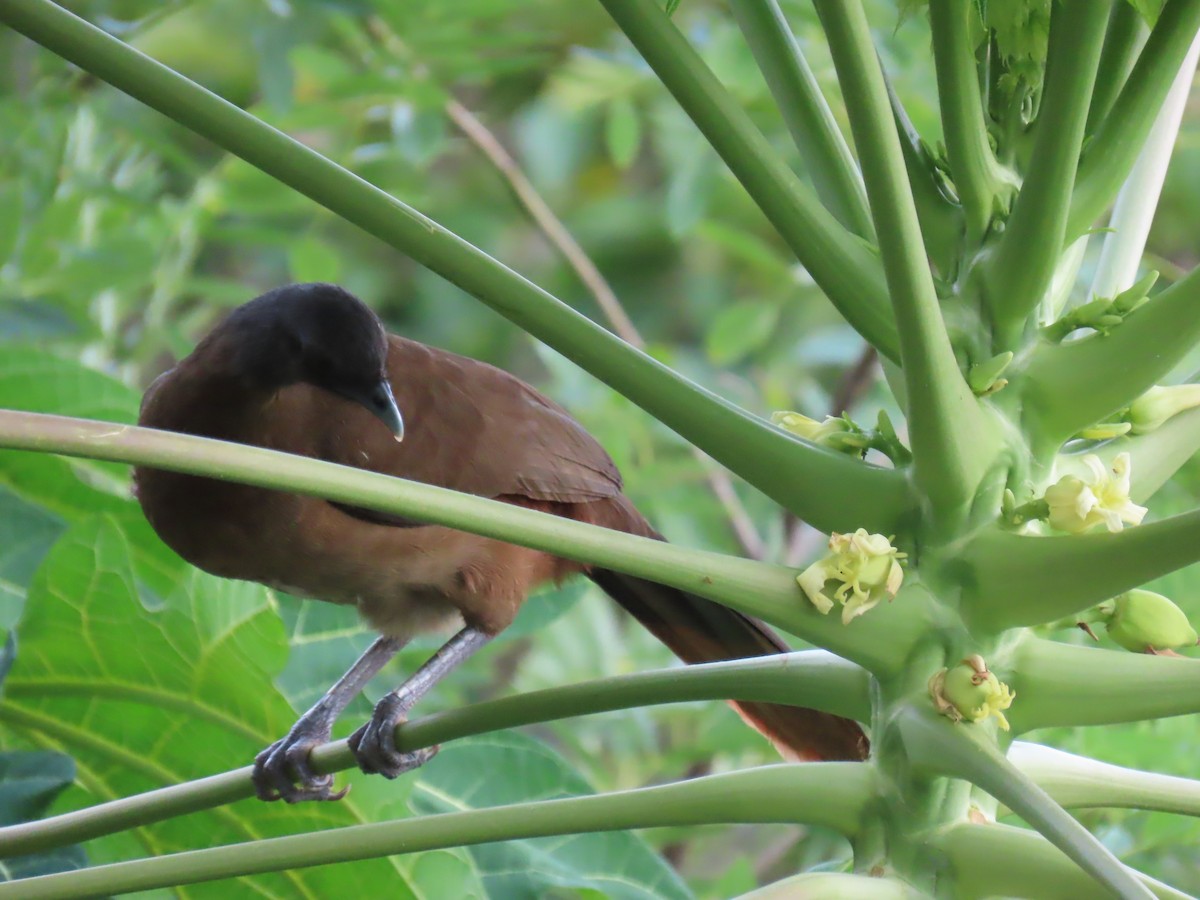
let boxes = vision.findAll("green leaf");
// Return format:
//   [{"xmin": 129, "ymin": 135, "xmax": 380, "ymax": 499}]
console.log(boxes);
[
  {"xmin": 704, "ymin": 301, "xmax": 780, "ymax": 365},
  {"xmin": 605, "ymin": 97, "xmax": 641, "ymax": 170},
  {"xmin": 0, "ymin": 751, "xmax": 86, "ymax": 880},
  {"xmin": 287, "ymin": 234, "xmax": 343, "ymax": 285},
  {"xmin": 410, "ymin": 731, "xmax": 693, "ymax": 900},
  {"xmin": 0, "ymin": 486, "xmax": 64, "ymax": 629},
  {"xmin": 0, "ymin": 517, "xmax": 436, "ymax": 896}
]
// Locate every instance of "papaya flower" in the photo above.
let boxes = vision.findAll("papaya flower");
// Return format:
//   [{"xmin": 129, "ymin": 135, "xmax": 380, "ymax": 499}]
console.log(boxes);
[
  {"xmin": 929, "ymin": 655, "xmax": 1015, "ymax": 731},
  {"xmin": 797, "ymin": 529, "xmax": 905, "ymax": 624},
  {"xmin": 1043, "ymin": 453, "xmax": 1146, "ymax": 534}
]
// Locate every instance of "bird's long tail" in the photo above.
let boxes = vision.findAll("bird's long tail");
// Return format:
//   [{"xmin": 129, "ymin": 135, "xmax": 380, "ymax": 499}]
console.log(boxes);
[{"xmin": 582, "ymin": 497, "xmax": 868, "ymax": 763}]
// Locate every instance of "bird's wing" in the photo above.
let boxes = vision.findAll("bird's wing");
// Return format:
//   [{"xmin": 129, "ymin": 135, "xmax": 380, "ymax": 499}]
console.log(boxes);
[{"xmin": 312, "ymin": 335, "xmax": 622, "ymax": 505}]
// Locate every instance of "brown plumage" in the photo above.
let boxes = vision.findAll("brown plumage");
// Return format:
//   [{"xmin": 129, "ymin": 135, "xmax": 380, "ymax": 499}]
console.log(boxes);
[{"xmin": 135, "ymin": 283, "xmax": 867, "ymax": 803}]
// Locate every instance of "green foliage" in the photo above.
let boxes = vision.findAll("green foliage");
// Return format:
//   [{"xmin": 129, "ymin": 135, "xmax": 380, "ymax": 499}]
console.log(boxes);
[{"xmin": 2, "ymin": 0, "xmax": 1200, "ymax": 896}]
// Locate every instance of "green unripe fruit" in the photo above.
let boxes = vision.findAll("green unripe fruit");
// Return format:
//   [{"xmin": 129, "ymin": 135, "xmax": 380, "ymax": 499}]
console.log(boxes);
[{"xmin": 1106, "ymin": 590, "xmax": 1198, "ymax": 653}]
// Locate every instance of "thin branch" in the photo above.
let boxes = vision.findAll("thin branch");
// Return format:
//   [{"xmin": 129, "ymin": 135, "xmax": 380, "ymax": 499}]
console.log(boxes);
[
  {"xmin": 597, "ymin": 0, "xmax": 901, "ymax": 361},
  {"xmin": 982, "ymin": 1, "xmax": 1110, "ymax": 344},
  {"xmin": 0, "ymin": 412, "xmax": 929, "ymax": 673},
  {"xmin": 929, "ymin": 0, "xmax": 1013, "ymax": 244},
  {"xmin": 0, "ymin": 0, "xmax": 914, "ymax": 534},
  {"xmin": 0, "ymin": 649, "xmax": 870, "ymax": 857},
  {"xmin": 728, "ymin": 0, "xmax": 874, "ymax": 238},
  {"xmin": 900, "ymin": 705, "xmax": 1156, "ymax": 899},
  {"xmin": 1090, "ymin": 28, "xmax": 1200, "ymax": 299},
  {"xmin": 815, "ymin": 0, "xmax": 991, "ymax": 527},
  {"xmin": 1069, "ymin": 0, "xmax": 1200, "ymax": 238},
  {"xmin": 445, "ymin": 99, "xmax": 766, "ymax": 559},
  {"xmin": 0, "ymin": 765, "xmax": 876, "ymax": 899}
]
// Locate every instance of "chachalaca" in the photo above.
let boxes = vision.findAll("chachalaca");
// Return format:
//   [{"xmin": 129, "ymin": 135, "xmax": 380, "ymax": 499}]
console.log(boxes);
[{"xmin": 134, "ymin": 282, "xmax": 867, "ymax": 803}]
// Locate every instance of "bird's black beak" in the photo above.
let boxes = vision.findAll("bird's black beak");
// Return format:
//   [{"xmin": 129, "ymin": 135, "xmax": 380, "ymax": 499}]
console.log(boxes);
[{"xmin": 343, "ymin": 379, "xmax": 404, "ymax": 441}]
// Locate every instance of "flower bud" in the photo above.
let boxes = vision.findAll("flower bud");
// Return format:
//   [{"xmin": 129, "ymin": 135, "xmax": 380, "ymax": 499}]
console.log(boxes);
[
  {"xmin": 772, "ymin": 412, "xmax": 867, "ymax": 456},
  {"xmin": 1127, "ymin": 384, "xmax": 1200, "ymax": 435},
  {"xmin": 1105, "ymin": 589, "xmax": 1198, "ymax": 653},
  {"xmin": 797, "ymin": 529, "xmax": 906, "ymax": 624},
  {"xmin": 929, "ymin": 655, "xmax": 1015, "ymax": 730},
  {"xmin": 1076, "ymin": 422, "xmax": 1132, "ymax": 440}
]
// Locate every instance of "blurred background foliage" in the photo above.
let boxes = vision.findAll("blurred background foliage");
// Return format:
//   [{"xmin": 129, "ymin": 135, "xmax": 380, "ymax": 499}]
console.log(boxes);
[{"xmin": 0, "ymin": 0, "xmax": 1198, "ymax": 895}]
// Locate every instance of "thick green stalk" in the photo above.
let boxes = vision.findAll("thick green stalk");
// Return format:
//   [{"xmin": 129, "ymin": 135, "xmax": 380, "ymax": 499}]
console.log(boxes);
[
  {"xmin": 963, "ymin": 513, "xmax": 1200, "ymax": 631},
  {"xmin": 815, "ymin": 0, "xmax": 991, "ymax": 523},
  {"xmin": 0, "ymin": 0, "xmax": 911, "ymax": 534},
  {"xmin": 596, "ymin": 0, "xmax": 900, "ymax": 361},
  {"xmin": 0, "ymin": 650, "xmax": 870, "ymax": 858},
  {"xmin": 728, "ymin": 0, "xmax": 874, "ymax": 239},
  {"xmin": 0, "ymin": 765, "xmax": 875, "ymax": 900},
  {"xmin": 0, "ymin": 411, "xmax": 925, "ymax": 671},
  {"xmin": 885, "ymin": 69, "xmax": 965, "ymax": 278},
  {"xmin": 1024, "ymin": 264, "xmax": 1200, "ymax": 446},
  {"xmin": 1092, "ymin": 32, "xmax": 1200, "ymax": 302},
  {"xmin": 900, "ymin": 706, "xmax": 1155, "ymax": 899},
  {"xmin": 1085, "ymin": 3, "xmax": 1148, "ymax": 136},
  {"xmin": 929, "ymin": 0, "xmax": 1011, "ymax": 243},
  {"xmin": 937, "ymin": 822, "xmax": 1191, "ymax": 900},
  {"xmin": 1010, "ymin": 639, "xmax": 1200, "ymax": 732},
  {"xmin": 1010, "ymin": 742, "xmax": 1200, "ymax": 816},
  {"xmin": 982, "ymin": 1, "xmax": 1110, "ymax": 343},
  {"xmin": 1069, "ymin": 0, "xmax": 1200, "ymax": 238}
]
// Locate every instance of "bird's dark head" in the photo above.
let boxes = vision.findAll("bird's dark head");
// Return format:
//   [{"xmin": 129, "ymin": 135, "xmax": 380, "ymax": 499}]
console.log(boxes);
[{"xmin": 221, "ymin": 283, "xmax": 404, "ymax": 439}]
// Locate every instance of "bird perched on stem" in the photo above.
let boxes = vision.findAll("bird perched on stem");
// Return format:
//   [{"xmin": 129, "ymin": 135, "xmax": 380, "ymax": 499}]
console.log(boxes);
[{"xmin": 135, "ymin": 283, "xmax": 867, "ymax": 803}]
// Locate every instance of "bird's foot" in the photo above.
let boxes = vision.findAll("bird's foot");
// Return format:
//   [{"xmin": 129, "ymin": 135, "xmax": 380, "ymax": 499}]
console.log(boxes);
[
  {"xmin": 347, "ymin": 692, "xmax": 438, "ymax": 778},
  {"xmin": 253, "ymin": 716, "xmax": 348, "ymax": 804}
]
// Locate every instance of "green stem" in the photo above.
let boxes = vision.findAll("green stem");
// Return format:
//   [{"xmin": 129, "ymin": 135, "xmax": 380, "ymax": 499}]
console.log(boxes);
[
  {"xmin": 728, "ymin": 0, "xmax": 874, "ymax": 239},
  {"xmin": 815, "ymin": 0, "xmax": 991, "ymax": 524},
  {"xmin": 0, "ymin": 765, "xmax": 875, "ymax": 900},
  {"xmin": 1071, "ymin": 407, "xmax": 1200, "ymax": 504},
  {"xmin": 0, "ymin": 650, "xmax": 869, "ymax": 858},
  {"xmin": 1069, "ymin": 0, "xmax": 1200, "ymax": 238},
  {"xmin": 963, "ymin": 512, "xmax": 1200, "ymax": 631},
  {"xmin": 0, "ymin": 412, "xmax": 925, "ymax": 671},
  {"xmin": 1091, "ymin": 29, "xmax": 1200, "ymax": 301},
  {"xmin": 929, "ymin": 0, "xmax": 1011, "ymax": 244},
  {"xmin": 884, "ymin": 68, "xmax": 965, "ymax": 278},
  {"xmin": 937, "ymin": 822, "xmax": 1190, "ymax": 900},
  {"xmin": 900, "ymin": 706, "xmax": 1155, "ymax": 899},
  {"xmin": 1024, "ymin": 265, "xmax": 1200, "ymax": 447},
  {"xmin": 1085, "ymin": 2, "xmax": 1148, "ymax": 135},
  {"xmin": 1010, "ymin": 639, "xmax": 1200, "ymax": 732},
  {"xmin": 0, "ymin": 0, "xmax": 911, "ymax": 535},
  {"xmin": 596, "ymin": 0, "xmax": 900, "ymax": 361},
  {"xmin": 1010, "ymin": 741, "xmax": 1200, "ymax": 816},
  {"xmin": 983, "ymin": 1, "xmax": 1110, "ymax": 343}
]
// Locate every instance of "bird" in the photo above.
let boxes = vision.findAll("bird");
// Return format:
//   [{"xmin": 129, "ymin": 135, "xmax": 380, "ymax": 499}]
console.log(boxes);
[{"xmin": 133, "ymin": 282, "xmax": 868, "ymax": 803}]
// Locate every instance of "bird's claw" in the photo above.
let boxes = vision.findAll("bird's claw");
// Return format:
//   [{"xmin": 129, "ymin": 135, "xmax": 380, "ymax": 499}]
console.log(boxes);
[
  {"xmin": 348, "ymin": 694, "xmax": 438, "ymax": 778},
  {"xmin": 252, "ymin": 727, "xmax": 348, "ymax": 803}
]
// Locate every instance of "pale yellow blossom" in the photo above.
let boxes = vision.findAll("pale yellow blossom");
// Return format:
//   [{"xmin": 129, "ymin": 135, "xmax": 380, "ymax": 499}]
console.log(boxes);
[
  {"xmin": 1044, "ymin": 453, "xmax": 1146, "ymax": 534},
  {"xmin": 797, "ymin": 529, "xmax": 905, "ymax": 624}
]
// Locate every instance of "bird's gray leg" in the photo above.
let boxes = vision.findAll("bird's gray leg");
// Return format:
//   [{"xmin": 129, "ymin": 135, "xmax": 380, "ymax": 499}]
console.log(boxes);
[
  {"xmin": 253, "ymin": 635, "xmax": 406, "ymax": 803},
  {"xmin": 349, "ymin": 626, "xmax": 492, "ymax": 778}
]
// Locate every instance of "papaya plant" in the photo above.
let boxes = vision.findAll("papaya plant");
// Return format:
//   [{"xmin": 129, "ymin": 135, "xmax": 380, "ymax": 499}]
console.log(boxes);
[{"xmin": 1, "ymin": 0, "xmax": 1200, "ymax": 897}]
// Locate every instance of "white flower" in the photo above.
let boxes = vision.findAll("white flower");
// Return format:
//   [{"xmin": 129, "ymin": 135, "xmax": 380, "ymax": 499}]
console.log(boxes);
[
  {"xmin": 1044, "ymin": 453, "xmax": 1146, "ymax": 534},
  {"xmin": 797, "ymin": 529, "xmax": 905, "ymax": 624}
]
